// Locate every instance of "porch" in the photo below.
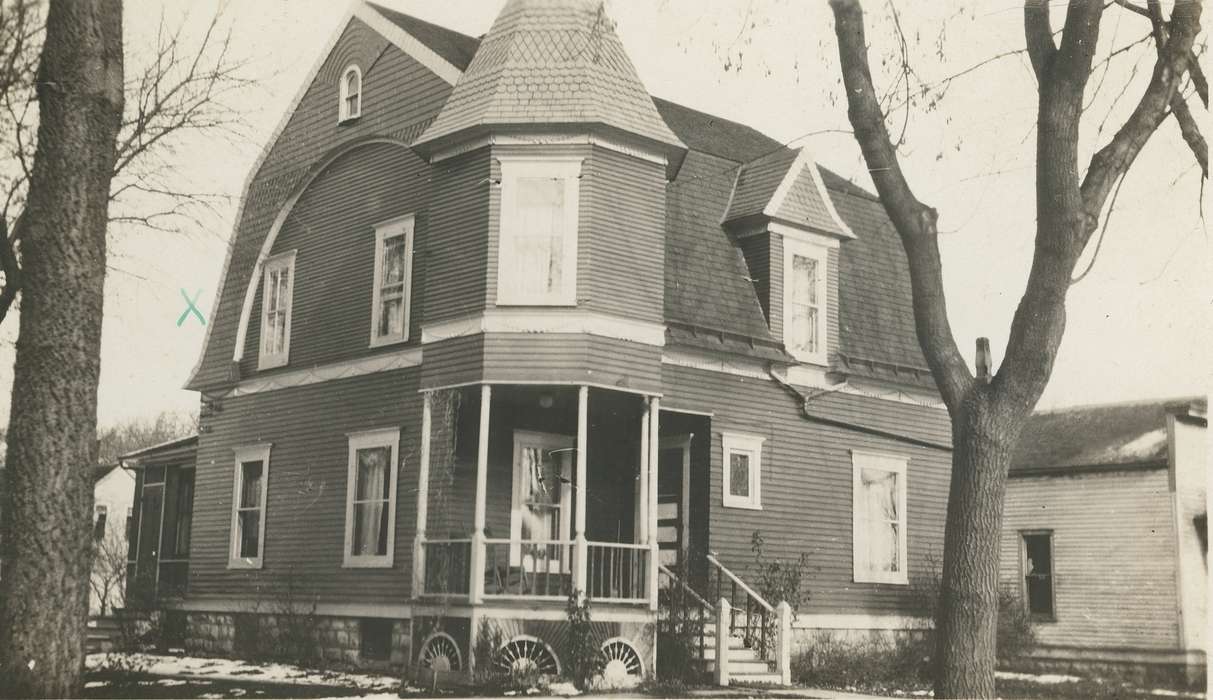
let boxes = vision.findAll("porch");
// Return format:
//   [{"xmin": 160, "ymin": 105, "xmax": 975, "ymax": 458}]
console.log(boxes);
[{"xmin": 410, "ymin": 384, "xmax": 677, "ymax": 608}]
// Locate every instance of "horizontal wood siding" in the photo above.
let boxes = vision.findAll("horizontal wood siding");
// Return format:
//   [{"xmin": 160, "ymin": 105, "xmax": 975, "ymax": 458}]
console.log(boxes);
[
  {"xmin": 482, "ymin": 333, "xmax": 662, "ymax": 395},
  {"xmin": 419, "ymin": 335, "xmax": 486, "ymax": 390},
  {"xmin": 998, "ymin": 469, "xmax": 1180, "ymax": 650},
  {"xmin": 663, "ymin": 363, "xmax": 952, "ymax": 616},
  {"xmin": 242, "ymin": 141, "xmax": 429, "ymax": 375},
  {"xmin": 190, "ymin": 368, "xmax": 421, "ymax": 603},
  {"xmin": 425, "ymin": 147, "xmax": 491, "ymax": 323},
  {"xmin": 191, "ymin": 18, "xmax": 453, "ymax": 389}
]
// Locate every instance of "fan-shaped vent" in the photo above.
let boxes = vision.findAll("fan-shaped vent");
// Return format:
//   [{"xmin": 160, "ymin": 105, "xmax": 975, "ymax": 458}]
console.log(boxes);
[
  {"xmin": 494, "ymin": 635, "xmax": 561, "ymax": 676},
  {"xmin": 420, "ymin": 632, "xmax": 462, "ymax": 673},
  {"xmin": 600, "ymin": 637, "xmax": 643, "ymax": 687}
]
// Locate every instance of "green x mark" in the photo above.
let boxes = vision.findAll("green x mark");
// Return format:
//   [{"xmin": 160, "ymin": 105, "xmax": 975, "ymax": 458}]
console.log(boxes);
[{"xmin": 178, "ymin": 289, "xmax": 206, "ymax": 327}]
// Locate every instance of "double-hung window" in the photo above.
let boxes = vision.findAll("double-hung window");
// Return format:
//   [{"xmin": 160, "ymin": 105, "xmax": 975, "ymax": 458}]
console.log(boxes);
[
  {"xmin": 497, "ymin": 157, "xmax": 582, "ymax": 306},
  {"xmin": 339, "ymin": 65, "xmax": 362, "ymax": 122},
  {"xmin": 1021, "ymin": 531, "xmax": 1055, "ymax": 620},
  {"xmin": 259, "ymin": 252, "xmax": 295, "ymax": 369},
  {"xmin": 852, "ymin": 451, "xmax": 908, "ymax": 584},
  {"xmin": 344, "ymin": 428, "xmax": 400, "ymax": 568},
  {"xmin": 230, "ymin": 445, "xmax": 271, "ymax": 569},
  {"xmin": 370, "ymin": 215, "xmax": 414, "ymax": 347},
  {"xmin": 784, "ymin": 238, "xmax": 828, "ymax": 364},
  {"xmin": 722, "ymin": 432, "xmax": 765, "ymax": 510}
]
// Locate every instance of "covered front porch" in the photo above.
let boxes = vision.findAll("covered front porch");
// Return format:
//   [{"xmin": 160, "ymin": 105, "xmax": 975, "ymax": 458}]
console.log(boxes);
[{"xmin": 410, "ymin": 384, "xmax": 671, "ymax": 608}]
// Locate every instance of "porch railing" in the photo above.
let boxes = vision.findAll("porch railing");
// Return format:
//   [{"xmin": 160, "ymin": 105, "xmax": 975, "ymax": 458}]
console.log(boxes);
[
  {"xmin": 482, "ymin": 539, "xmax": 572, "ymax": 599},
  {"xmin": 421, "ymin": 539, "xmax": 472, "ymax": 596},
  {"xmin": 587, "ymin": 541, "xmax": 650, "ymax": 603},
  {"xmin": 707, "ymin": 552, "xmax": 774, "ymax": 657}
]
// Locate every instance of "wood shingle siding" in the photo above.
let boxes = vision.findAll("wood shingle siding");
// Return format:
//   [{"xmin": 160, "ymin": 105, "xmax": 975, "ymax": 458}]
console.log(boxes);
[
  {"xmin": 663, "ymin": 364, "xmax": 952, "ymax": 614},
  {"xmin": 998, "ymin": 469, "xmax": 1181, "ymax": 650}
]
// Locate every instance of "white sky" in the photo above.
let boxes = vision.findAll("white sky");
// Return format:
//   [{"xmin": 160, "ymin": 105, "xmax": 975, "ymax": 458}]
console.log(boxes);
[{"xmin": 0, "ymin": 0, "xmax": 1207, "ymax": 431}]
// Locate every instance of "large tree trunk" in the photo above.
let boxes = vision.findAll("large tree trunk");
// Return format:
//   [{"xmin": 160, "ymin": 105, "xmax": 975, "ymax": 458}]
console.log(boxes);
[
  {"xmin": 933, "ymin": 395, "xmax": 1022, "ymax": 698},
  {"xmin": 0, "ymin": 1, "xmax": 124, "ymax": 697}
]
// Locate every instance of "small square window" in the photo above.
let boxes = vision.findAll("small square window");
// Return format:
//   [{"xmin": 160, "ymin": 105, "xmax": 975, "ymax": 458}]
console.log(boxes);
[
  {"xmin": 722, "ymin": 432, "xmax": 764, "ymax": 510},
  {"xmin": 360, "ymin": 618, "xmax": 394, "ymax": 661}
]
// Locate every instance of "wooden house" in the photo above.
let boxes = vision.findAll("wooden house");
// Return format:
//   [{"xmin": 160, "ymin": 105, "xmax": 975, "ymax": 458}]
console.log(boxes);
[{"xmin": 125, "ymin": 0, "xmax": 954, "ymax": 685}]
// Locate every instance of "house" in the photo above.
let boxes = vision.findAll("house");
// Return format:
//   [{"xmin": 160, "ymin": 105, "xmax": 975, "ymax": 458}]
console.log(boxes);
[
  {"xmin": 122, "ymin": 435, "xmax": 198, "ymax": 608},
  {"xmin": 126, "ymin": 0, "xmax": 956, "ymax": 684},
  {"xmin": 999, "ymin": 397, "xmax": 1207, "ymax": 684}
]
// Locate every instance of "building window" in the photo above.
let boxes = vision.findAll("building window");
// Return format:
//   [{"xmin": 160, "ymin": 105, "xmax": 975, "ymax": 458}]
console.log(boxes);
[
  {"xmin": 497, "ymin": 156, "xmax": 582, "ymax": 306},
  {"xmin": 229, "ymin": 445, "xmax": 271, "ymax": 569},
  {"xmin": 784, "ymin": 238, "xmax": 828, "ymax": 364},
  {"xmin": 852, "ymin": 451, "xmax": 908, "ymax": 584},
  {"xmin": 258, "ymin": 252, "xmax": 295, "ymax": 369},
  {"xmin": 370, "ymin": 215, "xmax": 415, "ymax": 347},
  {"xmin": 360, "ymin": 618, "xmax": 394, "ymax": 661},
  {"xmin": 339, "ymin": 65, "xmax": 362, "ymax": 122},
  {"xmin": 125, "ymin": 507, "xmax": 135, "ymax": 543},
  {"xmin": 344, "ymin": 428, "xmax": 400, "ymax": 568},
  {"xmin": 509, "ymin": 431, "xmax": 574, "ymax": 571},
  {"xmin": 1021, "ymin": 532, "xmax": 1055, "ymax": 620},
  {"xmin": 94, "ymin": 505, "xmax": 108, "ymax": 541},
  {"xmin": 721, "ymin": 432, "xmax": 765, "ymax": 510}
]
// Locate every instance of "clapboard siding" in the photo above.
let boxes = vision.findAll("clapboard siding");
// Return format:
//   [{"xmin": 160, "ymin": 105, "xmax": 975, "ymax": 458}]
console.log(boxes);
[
  {"xmin": 482, "ymin": 334, "xmax": 662, "ymax": 395},
  {"xmin": 190, "ymin": 368, "xmax": 421, "ymax": 603},
  {"xmin": 998, "ymin": 469, "xmax": 1180, "ymax": 650},
  {"xmin": 663, "ymin": 363, "xmax": 952, "ymax": 615},
  {"xmin": 242, "ymin": 141, "xmax": 428, "ymax": 375},
  {"xmin": 425, "ymin": 147, "xmax": 492, "ymax": 323},
  {"xmin": 419, "ymin": 334, "xmax": 486, "ymax": 390},
  {"xmin": 189, "ymin": 18, "xmax": 454, "ymax": 390}
]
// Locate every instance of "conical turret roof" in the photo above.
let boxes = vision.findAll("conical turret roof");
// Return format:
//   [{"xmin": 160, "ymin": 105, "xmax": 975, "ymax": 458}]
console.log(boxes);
[{"xmin": 415, "ymin": 0, "xmax": 685, "ymax": 161}]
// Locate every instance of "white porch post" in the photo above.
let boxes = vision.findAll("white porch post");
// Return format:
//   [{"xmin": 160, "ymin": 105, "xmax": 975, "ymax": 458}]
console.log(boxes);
[
  {"xmin": 637, "ymin": 400, "xmax": 650, "ymax": 544},
  {"xmin": 647, "ymin": 396, "xmax": 660, "ymax": 611},
  {"xmin": 470, "ymin": 384, "xmax": 491, "ymax": 603},
  {"xmin": 715, "ymin": 598, "xmax": 731, "ymax": 686},
  {"xmin": 412, "ymin": 391, "xmax": 432, "ymax": 599},
  {"xmin": 574, "ymin": 385, "xmax": 589, "ymax": 598}
]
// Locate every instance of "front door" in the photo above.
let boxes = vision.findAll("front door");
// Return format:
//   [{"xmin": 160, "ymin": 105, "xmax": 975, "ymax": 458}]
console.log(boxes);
[
  {"xmin": 657, "ymin": 436, "xmax": 691, "ymax": 570},
  {"xmin": 510, "ymin": 430, "xmax": 574, "ymax": 574}
]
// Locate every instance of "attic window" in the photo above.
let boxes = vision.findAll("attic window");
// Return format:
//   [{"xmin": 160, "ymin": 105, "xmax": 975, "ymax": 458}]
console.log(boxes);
[
  {"xmin": 339, "ymin": 65, "xmax": 362, "ymax": 122},
  {"xmin": 784, "ymin": 238, "xmax": 828, "ymax": 365}
]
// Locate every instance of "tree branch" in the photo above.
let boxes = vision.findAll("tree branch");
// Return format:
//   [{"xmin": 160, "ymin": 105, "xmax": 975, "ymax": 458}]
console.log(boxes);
[
  {"xmin": 1024, "ymin": 0, "xmax": 1057, "ymax": 80},
  {"xmin": 0, "ymin": 215, "xmax": 20, "ymax": 324},
  {"xmin": 829, "ymin": 0, "xmax": 974, "ymax": 411}
]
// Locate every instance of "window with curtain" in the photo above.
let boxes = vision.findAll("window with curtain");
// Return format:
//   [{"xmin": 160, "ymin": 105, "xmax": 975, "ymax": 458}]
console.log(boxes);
[
  {"xmin": 852, "ymin": 451, "xmax": 908, "ymax": 584},
  {"xmin": 784, "ymin": 239, "xmax": 828, "ymax": 364},
  {"xmin": 259, "ymin": 252, "xmax": 295, "ymax": 369},
  {"xmin": 339, "ymin": 65, "xmax": 361, "ymax": 122},
  {"xmin": 230, "ymin": 445, "xmax": 271, "ymax": 569},
  {"xmin": 344, "ymin": 429, "xmax": 400, "ymax": 567},
  {"xmin": 497, "ymin": 157, "xmax": 582, "ymax": 306},
  {"xmin": 370, "ymin": 216, "xmax": 414, "ymax": 346}
]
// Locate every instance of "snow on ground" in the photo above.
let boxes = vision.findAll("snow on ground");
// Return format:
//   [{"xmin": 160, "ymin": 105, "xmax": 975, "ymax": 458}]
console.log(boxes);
[
  {"xmin": 86, "ymin": 652, "xmax": 399, "ymax": 691},
  {"xmin": 995, "ymin": 670, "xmax": 1084, "ymax": 684}
]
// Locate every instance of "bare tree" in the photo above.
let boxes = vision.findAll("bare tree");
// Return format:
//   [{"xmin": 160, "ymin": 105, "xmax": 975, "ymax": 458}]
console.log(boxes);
[
  {"xmin": 96, "ymin": 410, "xmax": 197, "ymax": 465},
  {"xmin": 90, "ymin": 525, "xmax": 128, "ymax": 617},
  {"xmin": 828, "ymin": 0, "xmax": 1204, "ymax": 697}
]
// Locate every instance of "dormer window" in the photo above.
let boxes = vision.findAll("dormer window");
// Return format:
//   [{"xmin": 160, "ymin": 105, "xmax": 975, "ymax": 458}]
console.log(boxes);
[
  {"xmin": 496, "ymin": 156, "xmax": 582, "ymax": 306},
  {"xmin": 258, "ymin": 251, "xmax": 295, "ymax": 369},
  {"xmin": 784, "ymin": 238, "xmax": 828, "ymax": 365},
  {"xmin": 370, "ymin": 215, "xmax": 415, "ymax": 347},
  {"xmin": 339, "ymin": 65, "xmax": 362, "ymax": 122}
]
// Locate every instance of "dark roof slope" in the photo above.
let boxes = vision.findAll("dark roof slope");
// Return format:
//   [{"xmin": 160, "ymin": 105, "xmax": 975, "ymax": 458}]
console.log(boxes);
[
  {"xmin": 368, "ymin": 2, "xmax": 480, "ymax": 70},
  {"xmin": 1012, "ymin": 397, "xmax": 1206, "ymax": 474}
]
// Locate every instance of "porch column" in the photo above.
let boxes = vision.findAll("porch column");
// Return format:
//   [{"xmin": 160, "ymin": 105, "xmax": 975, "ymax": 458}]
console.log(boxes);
[
  {"xmin": 574, "ymin": 385, "xmax": 589, "ymax": 598},
  {"xmin": 637, "ymin": 400, "xmax": 650, "ymax": 544},
  {"xmin": 470, "ymin": 384, "xmax": 491, "ymax": 603},
  {"xmin": 412, "ymin": 391, "xmax": 432, "ymax": 599},
  {"xmin": 647, "ymin": 396, "xmax": 660, "ymax": 611}
]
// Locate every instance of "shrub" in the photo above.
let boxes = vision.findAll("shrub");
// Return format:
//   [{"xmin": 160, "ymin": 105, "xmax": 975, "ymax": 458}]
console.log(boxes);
[
  {"xmin": 792, "ymin": 631, "xmax": 933, "ymax": 693},
  {"xmin": 565, "ymin": 590, "xmax": 604, "ymax": 691},
  {"xmin": 750, "ymin": 531, "xmax": 811, "ymax": 616},
  {"xmin": 654, "ymin": 577, "xmax": 710, "ymax": 684}
]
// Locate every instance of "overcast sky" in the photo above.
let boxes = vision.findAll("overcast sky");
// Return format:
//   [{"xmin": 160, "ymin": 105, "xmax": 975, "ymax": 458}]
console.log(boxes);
[{"xmin": 0, "ymin": 0, "xmax": 1206, "ymax": 432}]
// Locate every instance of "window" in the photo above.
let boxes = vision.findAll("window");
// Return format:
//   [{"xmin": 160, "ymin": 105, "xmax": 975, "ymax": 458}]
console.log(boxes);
[
  {"xmin": 722, "ymin": 432, "xmax": 765, "ymax": 510},
  {"xmin": 784, "ymin": 239, "xmax": 828, "ymax": 364},
  {"xmin": 510, "ymin": 431, "xmax": 573, "ymax": 571},
  {"xmin": 94, "ymin": 505, "xmax": 108, "ymax": 541},
  {"xmin": 852, "ymin": 451, "xmax": 908, "ymax": 584},
  {"xmin": 497, "ymin": 157, "xmax": 582, "ymax": 306},
  {"xmin": 1021, "ymin": 532, "xmax": 1055, "ymax": 620},
  {"xmin": 339, "ymin": 65, "xmax": 362, "ymax": 122},
  {"xmin": 125, "ymin": 507, "xmax": 134, "ymax": 543},
  {"xmin": 229, "ymin": 445, "xmax": 271, "ymax": 569},
  {"xmin": 258, "ymin": 252, "xmax": 295, "ymax": 369},
  {"xmin": 370, "ymin": 215, "xmax": 415, "ymax": 347},
  {"xmin": 360, "ymin": 618, "xmax": 394, "ymax": 661},
  {"xmin": 344, "ymin": 428, "xmax": 400, "ymax": 567}
]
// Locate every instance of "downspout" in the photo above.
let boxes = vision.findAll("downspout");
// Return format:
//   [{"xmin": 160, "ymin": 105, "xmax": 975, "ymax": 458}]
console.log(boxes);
[{"xmin": 766, "ymin": 366, "xmax": 952, "ymax": 452}]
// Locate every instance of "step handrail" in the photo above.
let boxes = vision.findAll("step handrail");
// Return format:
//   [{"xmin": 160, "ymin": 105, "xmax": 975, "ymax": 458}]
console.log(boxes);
[
  {"xmin": 706, "ymin": 553, "xmax": 773, "ymax": 613},
  {"xmin": 658, "ymin": 564, "xmax": 712, "ymax": 611}
]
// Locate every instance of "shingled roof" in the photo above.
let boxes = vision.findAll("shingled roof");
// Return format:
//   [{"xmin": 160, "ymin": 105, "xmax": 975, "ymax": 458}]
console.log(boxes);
[
  {"xmin": 413, "ymin": 0, "xmax": 685, "ymax": 161},
  {"xmin": 1011, "ymin": 397, "xmax": 1207, "ymax": 475}
]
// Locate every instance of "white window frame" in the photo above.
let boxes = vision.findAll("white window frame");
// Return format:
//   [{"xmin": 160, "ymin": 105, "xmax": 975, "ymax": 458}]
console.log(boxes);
[
  {"xmin": 258, "ymin": 251, "xmax": 296, "ymax": 370},
  {"xmin": 852, "ymin": 450, "xmax": 909, "ymax": 584},
  {"xmin": 343, "ymin": 428, "xmax": 401, "ymax": 568},
  {"xmin": 783, "ymin": 237, "xmax": 829, "ymax": 366},
  {"xmin": 496, "ymin": 156, "xmax": 583, "ymax": 307},
  {"xmin": 339, "ymin": 64, "xmax": 362, "ymax": 122},
  {"xmin": 721, "ymin": 432, "xmax": 765, "ymax": 510},
  {"xmin": 229, "ymin": 444, "xmax": 272, "ymax": 569},
  {"xmin": 369, "ymin": 215, "xmax": 415, "ymax": 347},
  {"xmin": 509, "ymin": 430, "xmax": 574, "ymax": 571}
]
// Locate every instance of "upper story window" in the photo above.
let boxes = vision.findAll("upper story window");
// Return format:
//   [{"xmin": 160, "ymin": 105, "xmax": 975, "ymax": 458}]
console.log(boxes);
[
  {"xmin": 370, "ymin": 215, "xmax": 415, "ymax": 347},
  {"xmin": 93, "ymin": 505, "xmax": 108, "ymax": 541},
  {"xmin": 259, "ymin": 252, "xmax": 295, "ymax": 370},
  {"xmin": 497, "ymin": 156, "xmax": 582, "ymax": 306},
  {"xmin": 722, "ymin": 432, "xmax": 765, "ymax": 510},
  {"xmin": 852, "ymin": 450, "xmax": 908, "ymax": 584},
  {"xmin": 344, "ymin": 428, "xmax": 400, "ymax": 568},
  {"xmin": 783, "ymin": 238, "xmax": 828, "ymax": 365},
  {"xmin": 339, "ymin": 65, "xmax": 362, "ymax": 122},
  {"xmin": 230, "ymin": 445, "xmax": 271, "ymax": 569}
]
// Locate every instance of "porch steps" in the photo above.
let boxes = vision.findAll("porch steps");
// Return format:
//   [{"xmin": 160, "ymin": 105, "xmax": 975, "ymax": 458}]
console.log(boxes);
[
  {"xmin": 696, "ymin": 622, "xmax": 784, "ymax": 685},
  {"xmin": 85, "ymin": 616, "xmax": 122, "ymax": 654}
]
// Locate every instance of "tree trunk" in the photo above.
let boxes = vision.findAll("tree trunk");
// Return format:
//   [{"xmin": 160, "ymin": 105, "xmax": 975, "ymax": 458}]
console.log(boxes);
[
  {"xmin": 934, "ymin": 394, "xmax": 1022, "ymax": 698},
  {"xmin": 0, "ymin": 1, "xmax": 124, "ymax": 697}
]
